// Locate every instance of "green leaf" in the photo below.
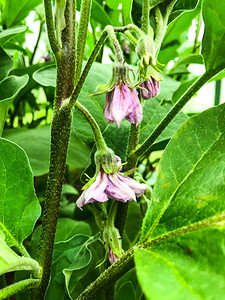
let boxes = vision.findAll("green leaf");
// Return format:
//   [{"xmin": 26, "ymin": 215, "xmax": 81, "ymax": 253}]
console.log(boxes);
[
  {"xmin": 33, "ymin": 66, "xmax": 56, "ymax": 87},
  {"xmin": 0, "ymin": 138, "xmax": 41, "ymax": 249},
  {"xmin": 172, "ymin": 77, "xmax": 199, "ymax": 103},
  {"xmin": 142, "ymin": 103, "xmax": 225, "ymax": 239},
  {"xmin": 0, "ymin": 231, "xmax": 40, "ymax": 277},
  {"xmin": 0, "ymin": 26, "xmax": 27, "ymax": 46},
  {"xmin": 3, "ymin": 126, "xmax": 91, "ymax": 176},
  {"xmin": 47, "ymin": 234, "xmax": 100, "ymax": 300},
  {"xmin": 135, "ymin": 228, "xmax": 225, "ymax": 300},
  {"xmin": 140, "ymin": 99, "xmax": 188, "ymax": 145},
  {"xmin": 0, "ymin": 75, "xmax": 28, "ymax": 136},
  {"xmin": 115, "ymin": 281, "xmax": 137, "ymax": 300},
  {"xmin": 0, "ymin": 47, "xmax": 14, "ymax": 82},
  {"xmin": 106, "ymin": 0, "xmax": 132, "ymax": 24},
  {"xmin": 2, "ymin": 0, "xmax": 42, "ymax": 27},
  {"xmin": 202, "ymin": 0, "xmax": 225, "ymax": 71}
]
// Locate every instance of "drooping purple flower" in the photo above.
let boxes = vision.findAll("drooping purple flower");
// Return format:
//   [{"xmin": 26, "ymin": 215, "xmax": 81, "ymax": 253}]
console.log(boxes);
[
  {"xmin": 108, "ymin": 247, "xmax": 118, "ymax": 264},
  {"xmin": 76, "ymin": 156, "xmax": 147, "ymax": 209},
  {"xmin": 140, "ymin": 77, "xmax": 160, "ymax": 100},
  {"xmin": 103, "ymin": 83, "xmax": 142, "ymax": 127}
]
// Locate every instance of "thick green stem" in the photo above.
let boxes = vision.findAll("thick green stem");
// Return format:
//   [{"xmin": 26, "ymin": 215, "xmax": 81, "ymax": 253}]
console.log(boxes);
[
  {"xmin": 0, "ymin": 279, "xmax": 40, "ymax": 300},
  {"xmin": 133, "ymin": 70, "xmax": 215, "ymax": 159},
  {"xmin": 34, "ymin": 106, "xmax": 72, "ymax": 299},
  {"xmin": 142, "ymin": 0, "xmax": 150, "ymax": 34},
  {"xmin": 105, "ymin": 25, "xmax": 124, "ymax": 63},
  {"xmin": 75, "ymin": 101, "xmax": 107, "ymax": 150},
  {"xmin": 75, "ymin": 0, "xmax": 92, "ymax": 82},
  {"xmin": 43, "ymin": 0, "xmax": 60, "ymax": 54},
  {"xmin": 76, "ymin": 212, "xmax": 225, "ymax": 299}
]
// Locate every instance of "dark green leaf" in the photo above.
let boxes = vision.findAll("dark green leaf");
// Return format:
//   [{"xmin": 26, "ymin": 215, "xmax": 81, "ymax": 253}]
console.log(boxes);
[
  {"xmin": 142, "ymin": 103, "xmax": 225, "ymax": 239},
  {"xmin": 135, "ymin": 228, "xmax": 225, "ymax": 299},
  {"xmin": 0, "ymin": 26, "xmax": 27, "ymax": 46},
  {"xmin": 202, "ymin": 0, "xmax": 225, "ymax": 71},
  {"xmin": 47, "ymin": 234, "xmax": 99, "ymax": 300},
  {"xmin": 3, "ymin": 126, "xmax": 91, "ymax": 176},
  {"xmin": 115, "ymin": 281, "xmax": 137, "ymax": 300},
  {"xmin": 0, "ymin": 138, "xmax": 41, "ymax": 248},
  {"xmin": 0, "ymin": 47, "xmax": 14, "ymax": 82}
]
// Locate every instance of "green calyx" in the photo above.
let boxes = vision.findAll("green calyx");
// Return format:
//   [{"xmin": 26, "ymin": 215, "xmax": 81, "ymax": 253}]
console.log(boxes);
[
  {"xmin": 94, "ymin": 147, "xmax": 117, "ymax": 174},
  {"xmin": 92, "ymin": 61, "xmax": 135, "ymax": 96},
  {"xmin": 103, "ymin": 223, "xmax": 124, "ymax": 258}
]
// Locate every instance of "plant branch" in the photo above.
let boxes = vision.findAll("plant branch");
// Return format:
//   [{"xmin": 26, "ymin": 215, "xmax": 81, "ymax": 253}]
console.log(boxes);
[
  {"xmin": 69, "ymin": 30, "xmax": 107, "ymax": 108},
  {"xmin": 76, "ymin": 211, "xmax": 225, "ymax": 300},
  {"xmin": 43, "ymin": 0, "xmax": 60, "ymax": 54},
  {"xmin": 142, "ymin": 0, "xmax": 150, "ymax": 34},
  {"xmin": 133, "ymin": 70, "xmax": 217, "ymax": 159},
  {"xmin": 0, "ymin": 279, "xmax": 40, "ymax": 300},
  {"xmin": 75, "ymin": 0, "xmax": 92, "ymax": 82},
  {"xmin": 75, "ymin": 101, "xmax": 107, "ymax": 150}
]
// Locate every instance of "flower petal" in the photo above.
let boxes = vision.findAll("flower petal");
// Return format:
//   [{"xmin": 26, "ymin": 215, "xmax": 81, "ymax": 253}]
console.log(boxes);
[
  {"xmin": 118, "ymin": 175, "xmax": 147, "ymax": 197},
  {"xmin": 106, "ymin": 173, "xmax": 136, "ymax": 202},
  {"xmin": 126, "ymin": 88, "xmax": 142, "ymax": 125},
  {"xmin": 76, "ymin": 171, "xmax": 108, "ymax": 209}
]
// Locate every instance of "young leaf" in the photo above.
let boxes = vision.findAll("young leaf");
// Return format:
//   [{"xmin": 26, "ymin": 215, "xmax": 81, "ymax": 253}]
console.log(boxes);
[
  {"xmin": 0, "ymin": 138, "xmax": 41, "ymax": 250},
  {"xmin": 202, "ymin": 0, "xmax": 225, "ymax": 72},
  {"xmin": 115, "ymin": 281, "xmax": 137, "ymax": 300},
  {"xmin": 0, "ymin": 231, "xmax": 40, "ymax": 278},
  {"xmin": 142, "ymin": 103, "xmax": 225, "ymax": 239},
  {"xmin": 135, "ymin": 228, "xmax": 225, "ymax": 300}
]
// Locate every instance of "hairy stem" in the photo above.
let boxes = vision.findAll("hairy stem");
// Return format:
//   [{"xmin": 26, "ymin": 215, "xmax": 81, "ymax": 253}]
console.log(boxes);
[
  {"xmin": 69, "ymin": 30, "xmax": 107, "ymax": 108},
  {"xmin": 0, "ymin": 279, "xmax": 40, "ymax": 300},
  {"xmin": 142, "ymin": 0, "xmax": 150, "ymax": 34},
  {"xmin": 75, "ymin": 0, "xmax": 92, "ymax": 82},
  {"xmin": 43, "ymin": 0, "xmax": 60, "ymax": 54},
  {"xmin": 76, "ymin": 212, "xmax": 225, "ymax": 299},
  {"xmin": 34, "ymin": 106, "xmax": 72, "ymax": 299},
  {"xmin": 105, "ymin": 25, "xmax": 124, "ymax": 63},
  {"xmin": 75, "ymin": 101, "xmax": 107, "ymax": 150},
  {"xmin": 133, "ymin": 70, "xmax": 216, "ymax": 159}
]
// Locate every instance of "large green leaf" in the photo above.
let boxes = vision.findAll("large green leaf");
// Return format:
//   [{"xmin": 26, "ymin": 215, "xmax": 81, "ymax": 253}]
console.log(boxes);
[
  {"xmin": 3, "ymin": 126, "xmax": 91, "ymax": 176},
  {"xmin": 202, "ymin": 0, "xmax": 225, "ymax": 72},
  {"xmin": 135, "ymin": 228, "xmax": 225, "ymax": 300},
  {"xmin": 2, "ymin": 0, "xmax": 42, "ymax": 27},
  {"xmin": 0, "ymin": 75, "xmax": 28, "ymax": 136},
  {"xmin": 142, "ymin": 103, "xmax": 225, "ymax": 239},
  {"xmin": 106, "ymin": 0, "xmax": 132, "ymax": 24},
  {"xmin": 0, "ymin": 138, "xmax": 41, "ymax": 249},
  {"xmin": 47, "ymin": 234, "xmax": 100, "ymax": 300},
  {"xmin": 0, "ymin": 47, "xmax": 14, "ymax": 82},
  {"xmin": 0, "ymin": 26, "xmax": 27, "ymax": 46},
  {"xmin": 0, "ymin": 231, "xmax": 40, "ymax": 277}
]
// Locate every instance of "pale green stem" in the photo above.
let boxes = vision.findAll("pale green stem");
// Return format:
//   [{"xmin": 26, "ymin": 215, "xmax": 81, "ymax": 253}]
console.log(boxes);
[
  {"xmin": 0, "ymin": 279, "xmax": 40, "ymax": 300},
  {"xmin": 142, "ymin": 0, "xmax": 150, "ymax": 34}
]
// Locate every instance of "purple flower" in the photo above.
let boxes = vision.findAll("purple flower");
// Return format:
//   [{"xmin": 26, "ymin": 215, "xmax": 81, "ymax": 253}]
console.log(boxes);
[
  {"xmin": 76, "ymin": 157, "xmax": 147, "ymax": 209},
  {"xmin": 103, "ymin": 83, "xmax": 142, "ymax": 127},
  {"xmin": 108, "ymin": 247, "xmax": 118, "ymax": 264},
  {"xmin": 140, "ymin": 77, "xmax": 160, "ymax": 100}
]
